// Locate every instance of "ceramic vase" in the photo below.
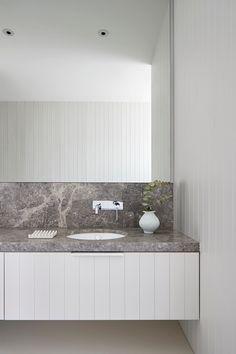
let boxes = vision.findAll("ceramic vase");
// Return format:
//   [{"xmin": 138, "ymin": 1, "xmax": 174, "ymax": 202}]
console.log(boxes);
[{"xmin": 139, "ymin": 211, "xmax": 160, "ymax": 234}]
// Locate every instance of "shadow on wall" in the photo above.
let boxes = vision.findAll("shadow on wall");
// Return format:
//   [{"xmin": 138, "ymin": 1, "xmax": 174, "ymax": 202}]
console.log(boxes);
[
  {"xmin": 174, "ymin": 181, "xmax": 199, "ymax": 239},
  {"xmin": 0, "ymin": 321, "xmax": 193, "ymax": 354}
]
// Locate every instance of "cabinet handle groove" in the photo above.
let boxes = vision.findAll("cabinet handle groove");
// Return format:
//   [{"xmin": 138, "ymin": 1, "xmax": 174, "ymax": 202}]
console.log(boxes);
[{"xmin": 70, "ymin": 253, "xmax": 124, "ymax": 257}]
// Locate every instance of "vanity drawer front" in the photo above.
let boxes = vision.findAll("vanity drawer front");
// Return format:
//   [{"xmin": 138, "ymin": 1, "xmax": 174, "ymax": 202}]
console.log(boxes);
[{"xmin": 4, "ymin": 252, "xmax": 199, "ymax": 320}]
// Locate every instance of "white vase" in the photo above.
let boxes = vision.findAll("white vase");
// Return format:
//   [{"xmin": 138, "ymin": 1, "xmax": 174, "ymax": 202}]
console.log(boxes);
[{"xmin": 139, "ymin": 211, "xmax": 160, "ymax": 234}]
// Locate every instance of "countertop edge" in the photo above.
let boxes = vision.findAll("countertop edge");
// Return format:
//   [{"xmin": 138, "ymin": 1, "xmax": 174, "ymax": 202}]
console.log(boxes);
[{"xmin": 0, "ymin": 228, "xmax": 200, "ymax": 253}]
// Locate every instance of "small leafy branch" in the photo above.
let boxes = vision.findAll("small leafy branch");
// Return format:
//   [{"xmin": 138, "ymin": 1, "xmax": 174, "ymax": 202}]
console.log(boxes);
[{"xmin": 142, "ymin": 180, "xmax": 172, "ymax": 211}]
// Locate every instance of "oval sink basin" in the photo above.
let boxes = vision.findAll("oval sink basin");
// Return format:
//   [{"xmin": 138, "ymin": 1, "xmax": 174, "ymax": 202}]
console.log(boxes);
[{"xmin": 67, "ymin": 232, "xmax": 125, "ymax": 241}]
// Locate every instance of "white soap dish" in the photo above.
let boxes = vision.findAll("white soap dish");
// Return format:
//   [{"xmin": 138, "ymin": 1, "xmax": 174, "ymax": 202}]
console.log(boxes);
[{"xmin": 28, "ymin": 230, "xmax": 57, "ymax": 239}]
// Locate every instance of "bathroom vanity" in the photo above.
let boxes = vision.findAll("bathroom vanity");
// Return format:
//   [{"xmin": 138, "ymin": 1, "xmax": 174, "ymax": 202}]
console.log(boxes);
[{"xmin": 0, "ymin": 229, "xmax": 199, "ymax": 321}]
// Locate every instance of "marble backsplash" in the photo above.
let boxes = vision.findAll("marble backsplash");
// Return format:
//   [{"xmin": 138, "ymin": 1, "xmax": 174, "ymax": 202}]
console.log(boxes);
[{"xmin": 0, "ymin": 183, "xmax": 173, "ymax": 230}]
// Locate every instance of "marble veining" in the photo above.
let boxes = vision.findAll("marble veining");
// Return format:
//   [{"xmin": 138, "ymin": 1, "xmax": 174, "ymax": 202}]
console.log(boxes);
[{"xmin": 0, "ymin": 183, "xmax": 173, "ymax": 229}]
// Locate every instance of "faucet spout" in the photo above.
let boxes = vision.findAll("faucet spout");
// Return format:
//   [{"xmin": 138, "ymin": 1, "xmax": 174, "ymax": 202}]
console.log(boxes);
[
  {"xmin": 94, "ymin": 203, "xmax": 101, "ymax": 215},
  {"xmin": 113, "ymin": 201, "xmax": 120, "ymax": 222}
]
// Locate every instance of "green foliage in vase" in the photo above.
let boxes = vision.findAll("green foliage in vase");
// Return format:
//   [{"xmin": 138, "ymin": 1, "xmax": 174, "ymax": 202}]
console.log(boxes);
[{"xmin": 142, "ymin": 180, "xmax": 172, "ymax": 212}]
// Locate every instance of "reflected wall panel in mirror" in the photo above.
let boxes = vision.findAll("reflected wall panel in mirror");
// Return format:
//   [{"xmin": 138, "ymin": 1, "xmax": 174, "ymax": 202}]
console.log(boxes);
[{"xmin": 0, "ymin": 102, "xmax": 151, "ymax": 182}]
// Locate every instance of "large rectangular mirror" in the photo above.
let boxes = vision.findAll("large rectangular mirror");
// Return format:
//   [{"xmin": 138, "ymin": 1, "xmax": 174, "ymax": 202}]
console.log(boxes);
[{"xmin": 0, "ymin": 0, "xmax": 171, "ymax": 183}]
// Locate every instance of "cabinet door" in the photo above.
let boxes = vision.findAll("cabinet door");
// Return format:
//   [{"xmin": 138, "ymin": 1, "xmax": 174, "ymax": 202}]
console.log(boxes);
[
  {"xmin": 66, "ymin": 253, "xmax": 125, "ymax": 320},
  {"xmin": 0, "ymin": 253, "xmax": 4, "ymax": 320},
  {"xmin": 4, "ymin": 252, "xmax": 199, "ymax": 320},
  {"xmin": 125, "ymin": 253, "xmax": 155, "ymax": 320},
  {"xmin": 155, "ymin": 253, "xmax": 199, "ymax": 320},
  {"xmin": 4, "ymin": 253, "xmax": 125, "ymax": 320}
]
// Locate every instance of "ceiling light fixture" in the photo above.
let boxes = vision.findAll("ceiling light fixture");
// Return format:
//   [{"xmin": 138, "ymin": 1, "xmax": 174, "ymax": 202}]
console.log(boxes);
[
  {"xmin": 98, "ymin": 29, "xmax": 109, "ymax": 37},
  {"xmin": 2, "ymin": 28, "xmax": 15, "ymax": 36}
]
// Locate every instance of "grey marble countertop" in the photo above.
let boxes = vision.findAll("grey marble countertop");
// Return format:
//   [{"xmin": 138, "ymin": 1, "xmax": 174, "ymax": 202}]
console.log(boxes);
[{"xmin": 0, "ymin": 228, "xmax": 199, "ymax": 253}]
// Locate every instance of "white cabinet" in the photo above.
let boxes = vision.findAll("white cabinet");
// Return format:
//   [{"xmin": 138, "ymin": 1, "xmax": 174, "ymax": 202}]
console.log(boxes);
[
  {"xmin": 0, "ymin": 253, "xmax": 4, "ymax": 319},
  {"xmin": 4, "ymin": 252, "xmax": 199, "ymax": 321}
]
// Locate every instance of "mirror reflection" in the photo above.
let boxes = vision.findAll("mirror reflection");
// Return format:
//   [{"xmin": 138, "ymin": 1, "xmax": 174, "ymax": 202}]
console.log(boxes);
[{"xmin": 0, "ymin": 0, "xmax": 171, "ymax": 183}]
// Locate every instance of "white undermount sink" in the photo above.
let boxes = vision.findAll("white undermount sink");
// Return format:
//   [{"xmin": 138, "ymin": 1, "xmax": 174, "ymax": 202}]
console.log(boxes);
[{"xmin": 67, "ymin": 232, "xmax": 125, "ymax": 241}]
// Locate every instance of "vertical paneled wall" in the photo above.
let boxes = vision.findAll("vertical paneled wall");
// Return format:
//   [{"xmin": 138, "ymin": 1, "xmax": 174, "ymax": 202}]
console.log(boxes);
[
  {"xmin": 174, "ymin": 1, "xmax": 236, "ymax": 354},
  {"xmin": 151, "ymin": 2, "xmax": 171, "ymax": 181},
  {"xmin": 0, "ymin": 102, "xmax": 151, "ymax": 182}
]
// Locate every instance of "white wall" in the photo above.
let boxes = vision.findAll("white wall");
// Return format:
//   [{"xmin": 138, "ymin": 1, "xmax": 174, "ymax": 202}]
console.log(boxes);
[
  {"xmin": 0, "ymin": 102, "xmax": 151, "ymax": 182},
  {"xmin": 151, "ymin": 2, "xmax": 171, "ymax": 181},
  {"xmin": 0, "ymin": 62, "xmax": 151, "ymax": 102},
  {"xmin": 174, "ymin": 1, "xmax": 236, "ymax": 353}
]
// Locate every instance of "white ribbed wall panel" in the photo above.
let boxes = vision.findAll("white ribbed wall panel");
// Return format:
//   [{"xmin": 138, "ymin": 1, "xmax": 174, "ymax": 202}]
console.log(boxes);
[
  {"xmin": 4, "ymin": 252, "xmax": 199, "ymax": 321},
  {"xmin": 0, "ymin": 102, "xmax": 151, "ymax": 182},
  {"xmin": 174, "ymin": 1, "xmax": 236, "ymax": 353},
  {"xmin": 151, "ymin": 3, "xmax": 171, "ymax": 181}
]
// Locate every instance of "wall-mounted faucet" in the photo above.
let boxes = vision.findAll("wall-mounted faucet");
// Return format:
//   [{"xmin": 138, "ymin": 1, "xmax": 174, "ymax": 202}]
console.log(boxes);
[{"xmin": 93, "ymin": 200, "xmax": 123, "ymax": 221}]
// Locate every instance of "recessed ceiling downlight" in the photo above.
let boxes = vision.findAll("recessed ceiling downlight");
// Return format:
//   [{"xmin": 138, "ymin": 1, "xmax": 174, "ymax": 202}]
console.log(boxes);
[
  {"xmin": 98, "ymin": 29, "xmax": 109, "ymax": 37},
  {"xmin": 2, "ymin": 28, "xmax": 15, "ymax": 36}
]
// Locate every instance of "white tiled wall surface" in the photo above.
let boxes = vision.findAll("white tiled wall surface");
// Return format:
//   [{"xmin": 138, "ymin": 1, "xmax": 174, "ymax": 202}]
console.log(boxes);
[
  {"xmin": 0, "ymin": 102, "xmax": 151, "ymax": 182},
  {"xmin": 174, "ymin": 1, "xmax": 236, "ymax": 353}
]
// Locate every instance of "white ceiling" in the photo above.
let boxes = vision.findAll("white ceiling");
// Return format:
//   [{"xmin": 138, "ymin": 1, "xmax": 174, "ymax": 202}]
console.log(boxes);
[{"xmin": 0, "ymin": 0, "xmax": 169, "ymax": 101}]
